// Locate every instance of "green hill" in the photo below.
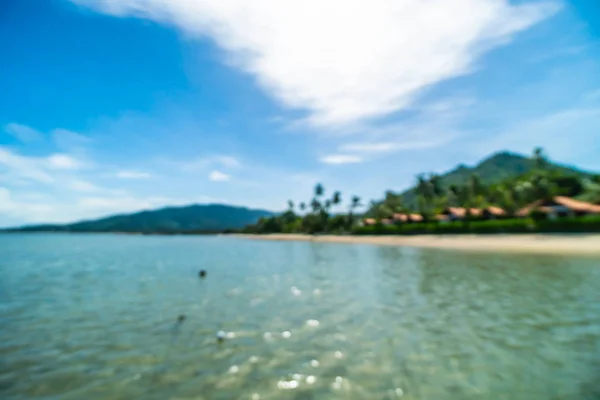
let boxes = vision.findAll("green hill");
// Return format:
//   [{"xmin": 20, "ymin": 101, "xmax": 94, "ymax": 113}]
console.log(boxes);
[
  {"xmin": 2, "ymin": 204, "xmax": 274, "ymax": 234},
  {"xmin": 400, "ymin": 151, "xmax": 594, "ymax": 207}
]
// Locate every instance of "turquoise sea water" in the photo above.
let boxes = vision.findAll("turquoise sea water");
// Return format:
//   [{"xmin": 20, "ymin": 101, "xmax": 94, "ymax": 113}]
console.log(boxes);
[{"xmin": 1, "ymin": 233, "xmax": 600, "ymax": 399}]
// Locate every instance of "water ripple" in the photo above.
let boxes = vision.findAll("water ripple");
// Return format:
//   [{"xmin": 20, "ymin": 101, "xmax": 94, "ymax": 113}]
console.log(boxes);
[{"xmin": 1, "ymin": 234, "xmax": 600, "ymax": 399}]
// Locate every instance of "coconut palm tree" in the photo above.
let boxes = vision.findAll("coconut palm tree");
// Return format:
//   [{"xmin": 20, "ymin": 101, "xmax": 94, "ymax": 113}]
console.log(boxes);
[
  {"xmin": 416, "ymin": 174, "xmax": 434, "ymax": 217},
  {"xmin": 315, "ymin": 183, "xmax": 324, "ymax": 198},
  {"xmin": 429, "ymin": 174, "xmax": 444, "ymax": 198},
  {"xmin": 310, "ymin": 198, "xmax": 320, "ymax": 213},
  {"xmin": 532, "ymin": 147, "xmax": 548, "ymax": 170},
  {"xmin": 332, "ymin": 191, "xmax": 341, "ymax": 206}
]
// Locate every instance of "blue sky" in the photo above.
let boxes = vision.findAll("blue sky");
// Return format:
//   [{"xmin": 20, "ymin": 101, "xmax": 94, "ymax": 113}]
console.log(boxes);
[{"xmin": 1, "ymin": 0, "xmax": 599, "ymax": 226}]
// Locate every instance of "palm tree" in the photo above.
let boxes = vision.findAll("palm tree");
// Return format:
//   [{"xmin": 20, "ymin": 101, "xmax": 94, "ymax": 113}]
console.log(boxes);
[
  {"xmin": 532, "ymin": 147, "xmax": 548, "ymax": 170},
  {"xmin": 332, "ymin": 191, "xmax": 341, "ymax": 206},
  {"xmin": 347, "ymin": 195, "xmax": 361, "ymax": 229},
  {"xmin": 448, "ymin": 185, "xmax": 460, "ymax": 207},
  {"xmin": 416, "ymin": 174, "xmax": 434, "ymax": 217},
  {"xmin": 468, "ymin": 174, "xmax": 484, "ymax": 208},
  {"xmin": 310, "ymin": 198, "xmax": 320, "ymax": 213},
  {"xmin": 287, "ymin": 200, "xmax": 294, "ymax": 212},
  {"xmin": 429, "ymin": 174, "xmax": 444, "ymax": 198},
  {"xmin": 299, "ymin": 202, "xmax": 306, "ymax": 212},
  {"xmin": 315, "ymin": 183, "xmax": 324, "ymax": 198}
]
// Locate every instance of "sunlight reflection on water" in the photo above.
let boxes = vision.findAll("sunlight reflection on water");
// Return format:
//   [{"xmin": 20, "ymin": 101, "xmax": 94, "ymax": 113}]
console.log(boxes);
[{"xmin": 1, "ymin": 234, "xmax": 600, "ymax": 399}]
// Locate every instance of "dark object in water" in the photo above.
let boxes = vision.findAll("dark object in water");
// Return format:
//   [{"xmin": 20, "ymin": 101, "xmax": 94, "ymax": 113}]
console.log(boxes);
[
  {"xmin": 177, "ymin": 315, "xmax": 186, "ymax": 323},
  {"xmin": 199, "ymin": 270, "xmax": 207, "ymax": 278}
]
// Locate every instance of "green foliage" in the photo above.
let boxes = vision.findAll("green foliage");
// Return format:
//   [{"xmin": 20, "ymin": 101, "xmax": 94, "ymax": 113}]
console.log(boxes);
[
  {"xmin": 240, "ymin": 147, "xmax": 599, "ymax": 236},
  {"xmin": 529, "ymin": 209, "xmax": 547, "ymax": 221},
  {"xmin": 536, "ymin": 215, "xmax": 600, "ymax": 233},
  {"xmin": 399, "ymin": 150, "xmax": 594, "ymax": 208},
  {"xmin": 352, "ymin": 216, "xmax": 600, "ymax": 235}
]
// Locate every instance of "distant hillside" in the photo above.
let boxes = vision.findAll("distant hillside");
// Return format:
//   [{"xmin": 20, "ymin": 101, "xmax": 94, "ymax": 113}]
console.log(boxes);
[
  {"xmin": 400, "ymin": 151, "xmax": 593, "ymax": 207},
  {"xmin": 2, "ymin": 204, "xmax": 274, "ymax": 233}
]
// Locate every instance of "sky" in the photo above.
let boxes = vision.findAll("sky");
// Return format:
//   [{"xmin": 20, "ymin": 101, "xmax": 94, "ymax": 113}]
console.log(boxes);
[{"xmin": 1, "ymin": 0, "xmax": 600, "ymax": 227}]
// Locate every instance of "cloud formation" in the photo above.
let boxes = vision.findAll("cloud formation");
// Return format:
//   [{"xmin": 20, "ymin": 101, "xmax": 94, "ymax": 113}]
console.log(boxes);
[
  {"xmin": 320, "ymin": 154, "xmax": 363, "ymax": 165},
  {"xmin": 208, "ymin": 170, "xmax": 230, "ymax": 181},
  {"xmin": 115, "ymin": 170, "xmax": 153, "ymax": 179},
  {"xmin": 73, "ymin": 0, "xmax": 559, "ymax": 127},
  {"xmin": 47, "ymin": 154, "xmax": 83, "ymax": 170},
  {"xmin": 181, "ymin": 155, "xmax": 241, "ymax": 172},
  {"xmin": 5, "ymin": 123, "xmax": 42, "ymax": 142},
  {"xmin": 0, "ymin": 186, "xmax": 217, "ymax": 226}
]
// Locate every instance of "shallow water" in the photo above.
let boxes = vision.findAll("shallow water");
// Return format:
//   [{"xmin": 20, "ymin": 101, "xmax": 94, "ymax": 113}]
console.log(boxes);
[{"xmin": 1, "ymin": 233, "xmax": 600, "ymax": 400}]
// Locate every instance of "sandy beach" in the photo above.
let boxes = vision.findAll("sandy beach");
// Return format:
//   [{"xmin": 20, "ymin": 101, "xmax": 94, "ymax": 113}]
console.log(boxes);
[{"xmin": 234, "ymin": 233, "xmax": 600, "ymax": 255}]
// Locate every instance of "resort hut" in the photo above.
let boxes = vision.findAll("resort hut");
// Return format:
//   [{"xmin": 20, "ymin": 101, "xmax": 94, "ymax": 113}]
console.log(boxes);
[
  {"xmin": 441, "ymin": 207, "xmax": 482, "ymax": 221},
  {"xmin": 392, "ymin": 213, "xmax": 424, "ymax": 224},
  {"xmin": 360, "ymin": 218, "xmax": 377, "ymax": 226},
  {"xmin": 480, "ymin": 206, "xmax": 507, "ymax": 220},
  {"xmin": 517, "ymin": 196, "xmax": 600, "ymax": 219}
]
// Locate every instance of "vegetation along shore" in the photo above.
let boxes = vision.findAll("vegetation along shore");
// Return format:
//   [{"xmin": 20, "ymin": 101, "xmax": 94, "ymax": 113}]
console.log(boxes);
[{"xmin": 239, "ymin": 147, "xmax": 600, "ymax": 237}]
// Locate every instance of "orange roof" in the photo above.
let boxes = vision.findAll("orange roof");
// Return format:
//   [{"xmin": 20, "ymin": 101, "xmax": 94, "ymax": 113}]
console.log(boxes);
[
  {"xmin": 392, "ymin": 213, "xmax": 424, "ymax": 222},
  {"xmin": 435, "ymin": 214, "xmax": 449, "ymax": 221},
  {"xmin": 363, "ymin": 218, "xmax": 376, "ymax": 225},
  {"xmin": 517, "ymin": 196, "xmax": 600, "ymax": 216},
  {"xmin": 445, "ymin": 207, "xmax": 482, "ymax": 218},
  {"xmin": 554, "ymin": 196, "xmax": 600, "ymax": 212},
  {"xmin": 392, "ymin": 213, "xmax": 408, "ymax": 222},
  {"xmin": 516, "ymin": 200, "xmax": 543, "ymax": 217},
  {"xmin": 410, "ymin": 214, "xmax": 424, "ymax": 222},
  {"xmin": 484, "ymin": 206, "xmax": 506, "ymax": 216}
]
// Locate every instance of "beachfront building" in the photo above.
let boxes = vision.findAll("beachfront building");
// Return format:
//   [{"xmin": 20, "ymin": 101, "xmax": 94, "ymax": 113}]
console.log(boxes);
[
  {"xmin": 439, "ymin": 206, "xmax": 507, "ymax": 221},
  {"xmin": 440, "ymin": 207, "xmax": 482, "ymax": 221},
  {"xmin": 392, "ymin": 213, "xmax": 424, "ymax": 224},
  {"xmin": 517, "ymin": 196, "xmax": 600, "ymax": 219},
  {"xmin": 359, "ymin": 218, "xmax": 377, "ymax": 227},
  {"xmin": 481, "ymin": 206, "xmax": 507, "ymax": 220}
]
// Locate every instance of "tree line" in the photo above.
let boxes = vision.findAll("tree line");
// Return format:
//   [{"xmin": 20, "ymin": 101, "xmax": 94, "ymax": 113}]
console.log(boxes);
[{"xmin": 241, "ymin": 147, "xmax": 600, "ymax": 234}]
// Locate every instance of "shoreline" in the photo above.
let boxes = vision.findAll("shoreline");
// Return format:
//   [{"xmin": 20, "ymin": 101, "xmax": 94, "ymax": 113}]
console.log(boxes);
[{"xmin": 233, "ymin": 233, "xmax": 600, "ymax": 255}]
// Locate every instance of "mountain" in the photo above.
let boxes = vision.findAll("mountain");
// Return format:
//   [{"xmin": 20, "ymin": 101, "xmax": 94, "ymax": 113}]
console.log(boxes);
[
  {"xmin": 2, "ymin": 204, "xmax": 274, "ymax": 234},
  {"xmin": 399, "ymin": 151, "xmax": 594, "ymax": 207}
]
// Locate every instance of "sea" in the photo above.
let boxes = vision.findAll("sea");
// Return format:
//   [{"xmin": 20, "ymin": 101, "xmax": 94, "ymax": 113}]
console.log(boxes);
[{"xmin": 1, "ymin": 233, "xmax": 599, "ymax": 400}]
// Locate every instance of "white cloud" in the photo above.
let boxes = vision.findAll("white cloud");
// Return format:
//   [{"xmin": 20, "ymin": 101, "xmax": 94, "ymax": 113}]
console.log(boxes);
[
  {"xmin": 73, "ymin": 0, "xmax": 559, "ymax": 127},
  {"xmin": 115, "ymin": 170, "xmax": 153, "ymax": 179},
  {"xmin": 0, "ymin": 147, "xmax": 93, "ymax": 191},
  {"xmin": 181, "ymin": 155, "xmax": 241, "ymax": 172},
  {"xmin": 0, "ymin": 146, "xmax": 55, "ymax": 183},
  {"xmin": 4, "ymin": 123, "xmax": 42, "ymax": 142},
  {"xmin": 319, "ymin": 154, "xmax": 363, "ymax": 165},
  {"xmin": 208, "ymin": 170, "xmax": 231, "ymax": 181},
  {"xmin": 51, "ymin": 129, "xmax": 91, "ymax": 152},
  {"xmin": 340, "ymin": 140, "xmax": 445, "ymax": 154},
  {"xmin": 0, "ymin": 187, "xmax": 55, "ymax": 226},
  {"xmin": 0, "ymin": 187, "xmax": 219, "ymax": 227},
  {"xmin": 214, "ymin": 155, "xmax": 241, "ymax": 168},
  {"xmin": 47, "ymin": 154, "xmax": 83, "ymax": 170},
  {"xmin": 68, "ymin": 179, "xmax": 101, "ymax": 193}
]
